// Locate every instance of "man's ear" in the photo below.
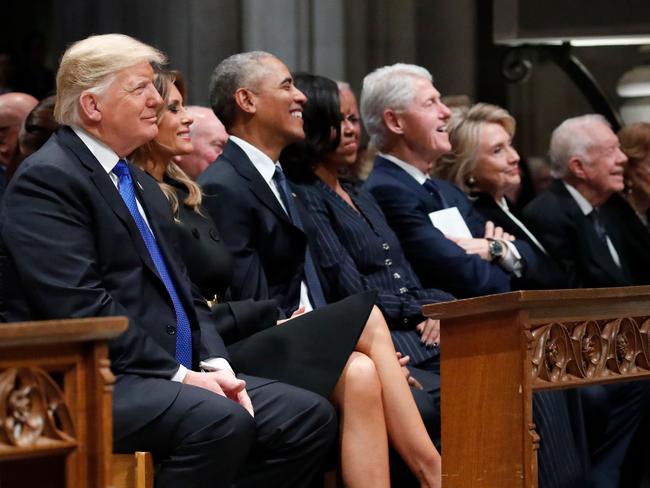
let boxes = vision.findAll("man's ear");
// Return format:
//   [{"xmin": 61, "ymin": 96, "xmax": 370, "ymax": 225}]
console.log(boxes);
[
  {"xmin": 78, "ymin": 91, "xmax": 102, "ymax": 123},
  {"xmin": 234, "ymin": 88, "xmax": 257, "ymax": 115},
  {"xmin": 383, "ymin": 109, "xmax": 404, "ymax": 135},
  {"xmin": 568, "ymin": 156, "xmax": 588, "ymax": 180}
]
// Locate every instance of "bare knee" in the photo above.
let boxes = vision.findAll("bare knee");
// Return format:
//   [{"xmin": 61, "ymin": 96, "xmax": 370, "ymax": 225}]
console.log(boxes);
[{"xmin": 342, "ymin": 352, "xmax": 382, "ymax": 399}]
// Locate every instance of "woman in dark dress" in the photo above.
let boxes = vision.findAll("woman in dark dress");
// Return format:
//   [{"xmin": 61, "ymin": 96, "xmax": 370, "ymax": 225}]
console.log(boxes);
[{"xmin": 132, "ymin": 70, "xmax": 441, "ymax": 488}]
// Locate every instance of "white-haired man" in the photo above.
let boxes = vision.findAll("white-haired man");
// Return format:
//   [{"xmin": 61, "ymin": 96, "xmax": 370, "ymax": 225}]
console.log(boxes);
[
  {"xmin": 176, "ymin": 105, "xmax": 228, "ymax": 179},
  {"xmin": 0, "ymin": 34, "xmax": 336, "ymax": 488},
  {"xmin": 524, "ymin": 114, "xmax": 649, "ymax": 488},
  {"xmin": 360, "ymin": 63, "xmax": 595, "ymax": 487},
  {"xmin": 360, "ymin": 63, "xmax": 540, "ymax": 299},
  {"xmin": 523, "ymin": 114, "xmax": 633, "ymax": 287}
]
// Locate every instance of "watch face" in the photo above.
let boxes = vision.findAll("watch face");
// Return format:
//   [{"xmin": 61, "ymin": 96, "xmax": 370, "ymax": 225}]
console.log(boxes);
[{"xmin": 489, "ymin": 239, "xmax": 503, "ymax": 258}]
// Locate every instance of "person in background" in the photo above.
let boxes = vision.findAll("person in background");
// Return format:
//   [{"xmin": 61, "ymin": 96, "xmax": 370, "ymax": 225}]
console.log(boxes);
[
  {"xmin": 175, "ymin": 105, "xmax": 228, "ymax": 179},
  {"xmin": 5, "ymin": 95, "xmax": 59, "ymax": 182},
  {"xmin": 434, "ymin": 102, "xmax": 567, "ymax": 289},
  {"xmin": 618, "ymin": 122, "xmax": 650, "ymax": 227},
  {"xmin": 0, "ymin": 91, "xmax": 38, "ymax": 194}
]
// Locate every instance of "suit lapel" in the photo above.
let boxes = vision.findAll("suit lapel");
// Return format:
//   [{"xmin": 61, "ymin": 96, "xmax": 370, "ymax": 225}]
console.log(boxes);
[
  {"xmin": 222, "ymin": 141, "xmax": 295, "ymax": 227},
  {"xmin": 58, "ymin": 128, "xmax": 161, "ymax": 279}
]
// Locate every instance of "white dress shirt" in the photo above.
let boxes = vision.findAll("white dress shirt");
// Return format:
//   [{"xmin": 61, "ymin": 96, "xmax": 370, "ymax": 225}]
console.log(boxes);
[
  {"xmin": 230, "ymin": 136, "xmax": 314, "ymax": 313},
  {"xmin": 73, "ymin": 126, "xmax": 233, "ymax": 382}
]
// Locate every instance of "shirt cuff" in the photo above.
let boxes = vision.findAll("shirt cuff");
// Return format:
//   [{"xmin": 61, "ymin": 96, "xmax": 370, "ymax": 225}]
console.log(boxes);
[
  {"xmin": 199, "ymin": 358, "xmax": 235, "ymax": 374},
  {"xmin": 171, "ymin": 364, "xmax": 188, "ymax": 382},
  {"xmin": 499, "ymin": 241, "xmax": 523, "ymax": 277}
]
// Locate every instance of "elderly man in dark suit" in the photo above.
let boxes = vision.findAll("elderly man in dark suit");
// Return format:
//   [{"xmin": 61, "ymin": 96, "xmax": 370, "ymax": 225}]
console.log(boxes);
[
  {"xmin": 523, "ymin": 115, "xmax": 650, "ymax": 488},
  {"xmin": 359, "ymin": 64, "xmax": 544, "ymax": 299},
  {"xmin": 358, "ymin": 63, "xmax": 594, "ymax": 488},
  {"xmin": 0, "ymin": 34, "xmax": 336, "ymax": 488},
  {"xmin": 523, "ymin": 114, "xmax": 633, "ymax": 288}
]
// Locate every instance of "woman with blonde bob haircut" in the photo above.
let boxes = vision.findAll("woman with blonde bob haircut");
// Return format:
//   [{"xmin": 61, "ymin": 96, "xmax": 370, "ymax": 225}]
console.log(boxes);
[{"xmin": 435, "ymin": 103, "xmax": 515, "ymax": 196}]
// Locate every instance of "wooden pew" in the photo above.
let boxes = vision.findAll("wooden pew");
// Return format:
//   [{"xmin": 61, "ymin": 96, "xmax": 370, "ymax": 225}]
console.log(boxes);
[
  {"xmin": 0, "ymin": 317, "xmax": 127, "ymax": 488},
  {"xmin": 422, "ymin": 285, "xmax": 650, "ymax": 488}
]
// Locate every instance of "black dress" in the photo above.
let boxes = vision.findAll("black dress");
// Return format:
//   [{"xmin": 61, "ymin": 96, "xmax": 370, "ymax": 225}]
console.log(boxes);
[{"xmin": 170, "ymin": 178, "xmax": 374, "ymax": 397}]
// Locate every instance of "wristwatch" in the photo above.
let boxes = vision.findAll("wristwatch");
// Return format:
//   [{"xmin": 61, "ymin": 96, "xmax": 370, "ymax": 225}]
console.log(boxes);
[{"xmin": 487, "ymin": 238, "xmax": 504, "ymax": 261}]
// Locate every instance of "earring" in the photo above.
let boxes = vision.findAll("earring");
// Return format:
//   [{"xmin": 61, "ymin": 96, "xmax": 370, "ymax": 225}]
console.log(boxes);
[{"xmin": 466, "ymin": 175, "xmax": 476, "ymax": 187}]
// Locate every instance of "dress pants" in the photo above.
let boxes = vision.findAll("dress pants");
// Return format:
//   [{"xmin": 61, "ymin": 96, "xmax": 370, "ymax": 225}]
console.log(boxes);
[
  {"xmin": 582, "ymin": 381, "xmax": 650, "ymax": 488},
  {"xmin": 113, "ymin": 374, "xmax": 337, "ymax": 488}
]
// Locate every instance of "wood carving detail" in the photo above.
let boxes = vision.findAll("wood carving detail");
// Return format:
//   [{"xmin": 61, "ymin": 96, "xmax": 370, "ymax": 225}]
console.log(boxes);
[
  {"xmin": 531, "ymin": 317, "xmax": 650, "ymax": 384},
  {"xmin": 0, "ymin": 367, "xmax": 76, "ymax": 449}
]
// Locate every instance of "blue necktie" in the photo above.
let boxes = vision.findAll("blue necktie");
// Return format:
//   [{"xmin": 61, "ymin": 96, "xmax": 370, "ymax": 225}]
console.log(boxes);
[
  {"xmin": 273, "ymin": 165, "xmax": 327, "ymax": 308},
  {"xmin": 113, "ymin": 160, "xmax": 193, "ymax": 368},
  {"xmin": 422, "ymin": 178, "xmax": 447, "ymax": 209}
]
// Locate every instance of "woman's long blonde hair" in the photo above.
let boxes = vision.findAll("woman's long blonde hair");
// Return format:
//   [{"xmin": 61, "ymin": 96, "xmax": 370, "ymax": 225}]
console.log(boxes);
[{"xmin": 131, "ymin": 69, "xmax": 202, "ymax": 216}]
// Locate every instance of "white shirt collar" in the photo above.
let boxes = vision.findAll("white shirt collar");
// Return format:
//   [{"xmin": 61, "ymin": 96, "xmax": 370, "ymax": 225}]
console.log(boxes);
[
  {"xmin": 379, "ymin": 152, "xmax": 429, "ymax": 185},
  {"xmin": 229, "ymin": 135, "xmax": 279, "ymax": 184},
  {"xmin": 71, "ymin": 126, "xmax": 121, "ymax": 176},
  {"xmin": 563, "ymin": 181, "xmax": 593, "ymax": 215}
]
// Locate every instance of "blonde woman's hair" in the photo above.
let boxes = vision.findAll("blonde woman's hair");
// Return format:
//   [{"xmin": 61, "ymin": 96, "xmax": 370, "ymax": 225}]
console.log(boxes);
[
  {"xmin": 54, "ymin": 33, "xmax": 166, "ymax": 125},
  {"xmin": 131, "ymin": 70, "xmax": 203, "ymax": 216},
  {"xmin": 435, "ymin": 102, "xmax": 515, "ymax": 195}
]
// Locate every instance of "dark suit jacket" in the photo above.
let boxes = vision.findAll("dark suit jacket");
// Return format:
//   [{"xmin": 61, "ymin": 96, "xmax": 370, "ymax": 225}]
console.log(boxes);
[
  {"xmin": 363, "ymin": 156, "xmax": 514, "ymax": 298},
  {"xmin": 522, "ymin": 179, "xmax": 633, "ymax": 288},
  {"xmin": 199, "ymin": 140, "xmax": 316, "ymax": 318},
  {"xmin": 0, "ymin": 127, "xmax": 232, "ymax": 437},
  {"xmin": 602, "ymin": 193, "xmax": 650, "ymax": 286},
  {"xmin": 472, "ymin": 193, "xmax": 569, "ymax": 289}
]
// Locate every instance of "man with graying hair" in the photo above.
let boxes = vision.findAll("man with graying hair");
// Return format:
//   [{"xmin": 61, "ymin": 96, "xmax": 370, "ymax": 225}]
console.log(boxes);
[
  {"xmin": 0, "ymin": 34, "xmax": 336, "ymax": 488},
  {"xmin": 176, "ymin": 105, "xmax": 228, "ymax": 179}
]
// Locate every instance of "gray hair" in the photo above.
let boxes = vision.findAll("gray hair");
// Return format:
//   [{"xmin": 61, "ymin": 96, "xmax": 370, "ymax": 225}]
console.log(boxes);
[
  {"xmin": 208, "ymin": 51, "xmax": 276, "ymax": 130},
  {"xmin": 548, "ymin": 114, "xmax": 610, "ymax": 178},
  {"xmin": 360, "ymin": 63, "xmax": 433, "ymax": 151},
  {"xmin": 54, "ymin": 33, "xmax": 166, "ymax": 126}
]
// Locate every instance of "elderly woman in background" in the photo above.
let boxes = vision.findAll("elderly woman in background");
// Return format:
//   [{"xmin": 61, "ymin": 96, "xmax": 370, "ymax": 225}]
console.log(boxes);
[
  {"xmin": 133, "ymin": 69, "xmax": 442, "ymax": 488},
  {"xmin": 607, "ymin": 122, "xmax": 650, "ymax": 285},
  {"xmin": 618, "ymin": 122, "xmax": 650, "ymax": 226},
  {"xmin": 434, "ymin": 103, "xmax": 567, "ymax": 290}
]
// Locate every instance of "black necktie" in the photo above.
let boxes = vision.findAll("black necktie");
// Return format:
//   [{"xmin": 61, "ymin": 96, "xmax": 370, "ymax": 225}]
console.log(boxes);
[
  {"xmin": 589, "ymin": 208, "xmax": 608, "ymax": 244},
  {"xmin": 422, "ymin": 178, "xmax": 447, "ymax": 209},
  {"xmin": 273, "ymin": 165, "xmax": 327, "ymax": 308}
]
